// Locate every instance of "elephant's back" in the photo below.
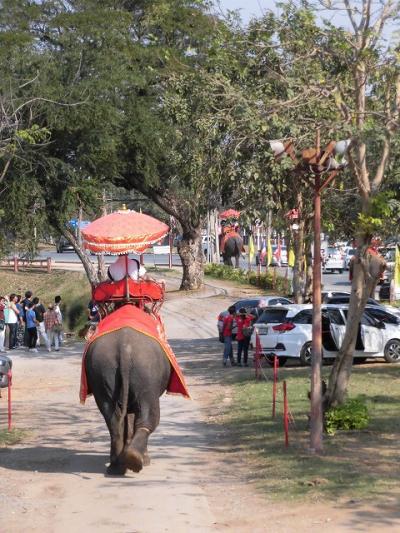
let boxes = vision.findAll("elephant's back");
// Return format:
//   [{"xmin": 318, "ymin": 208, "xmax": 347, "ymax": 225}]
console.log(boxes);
[{"xmin": 85, "ymin": 326, "xmax": 171, "ymax": 385}]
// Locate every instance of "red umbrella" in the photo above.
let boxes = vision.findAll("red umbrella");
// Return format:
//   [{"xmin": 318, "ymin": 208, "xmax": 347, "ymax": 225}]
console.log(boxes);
[
  {"xmin": 219, "ymin": 209, "xmax": 240, "ymax": 220},
  {"xmin": 82, "ymin": 209, "xmax": 169, "ymax": 255}
]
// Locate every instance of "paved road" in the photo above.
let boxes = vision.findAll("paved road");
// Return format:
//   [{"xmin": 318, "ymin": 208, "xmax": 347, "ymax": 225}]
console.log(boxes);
[{"xmin": 39, "ymin": 248, "xmax": 353, "ymax": 294}]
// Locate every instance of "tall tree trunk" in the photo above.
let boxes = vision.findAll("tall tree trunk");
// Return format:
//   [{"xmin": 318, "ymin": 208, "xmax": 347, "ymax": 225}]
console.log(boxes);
[
  {"xmin": 303, "ymin": 221, "xmax": 313, "ymax": 302},
  {"xmin": 177, "ymin": 228, "xmax": 204, "ymax": 290},
  {"xmin": 325, "ymin": 236, "xmax": 384, "ymax": 408},
  {"xmin": 62, "ymin": 226, "xmax": 100, "ymax": 285},
  {"xmin": 97, "ymin": 254, "xmax": 108, "ymax": 282},
  {"xmin": 292, "ymin": 225, "xmax": 305, "ymax": 303}
]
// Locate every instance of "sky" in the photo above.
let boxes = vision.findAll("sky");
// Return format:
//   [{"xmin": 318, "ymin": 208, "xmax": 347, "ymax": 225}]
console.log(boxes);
[{"xmin": 216, "ymin": 0, "xmax": 274, "ymax": 23}]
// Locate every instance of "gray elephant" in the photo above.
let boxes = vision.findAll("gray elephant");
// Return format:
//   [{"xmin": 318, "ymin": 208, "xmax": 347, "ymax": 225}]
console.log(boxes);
[
  {"xmin": 221, "ymin": 234, "xmax": 244, "ymax": 267},
  {"xmin": 85, "ymin": 327, "xmax": 171, "ymax": 475}
]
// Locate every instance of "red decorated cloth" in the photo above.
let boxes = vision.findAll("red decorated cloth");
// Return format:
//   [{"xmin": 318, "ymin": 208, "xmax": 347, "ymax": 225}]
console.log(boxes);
[
  {"xmin": 220, "ymin": 230, "xmax": 243, "ymax": 254},
  {"xmin": 92, "ymin": 279, "xmax": 164, "ymax": 303},
  {"xmin": 80, "ymin": 305, "xmax": 190, "ymax": 403}
]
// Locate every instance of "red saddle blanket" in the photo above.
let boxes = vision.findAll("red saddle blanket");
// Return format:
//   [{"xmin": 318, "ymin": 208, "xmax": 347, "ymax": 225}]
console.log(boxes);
[{"xmin": 80, "ymin": 305, "xmax": 190, "ymax": 403}]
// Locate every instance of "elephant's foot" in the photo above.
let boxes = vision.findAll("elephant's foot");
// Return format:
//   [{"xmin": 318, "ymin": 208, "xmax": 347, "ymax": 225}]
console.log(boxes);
[
  {"xmin": 106, "ymin": 462, "xmax": 127, "ymax": 476},
  {"xmin": 143, "ymin": 452, "xmax": 151, "ymax": 466},
  {"xmin": 123, "ymin": 448, "xmax": 144, "ymax": 473}
]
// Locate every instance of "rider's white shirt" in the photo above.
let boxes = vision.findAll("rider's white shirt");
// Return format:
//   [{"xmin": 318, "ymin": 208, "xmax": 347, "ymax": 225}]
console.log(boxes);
[{"xmin": 108, "ymin": 256, "xmax": 146, "ymax": 282}]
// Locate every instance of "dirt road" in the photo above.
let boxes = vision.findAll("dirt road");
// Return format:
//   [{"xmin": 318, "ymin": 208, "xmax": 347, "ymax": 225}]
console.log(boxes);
[{"xmin": 1, "ymin": 276, "xmax": 400, "ymax": 532}]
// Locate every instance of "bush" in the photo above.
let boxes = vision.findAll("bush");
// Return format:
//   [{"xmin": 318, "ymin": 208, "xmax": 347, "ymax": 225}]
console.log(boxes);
[
  {"xmin": 204, "ymin": 263, "xmax": 290, "ymax": 294},
  {"xmin": 325, "ymin": 398, "xmax": 370, "ymax": 435}
]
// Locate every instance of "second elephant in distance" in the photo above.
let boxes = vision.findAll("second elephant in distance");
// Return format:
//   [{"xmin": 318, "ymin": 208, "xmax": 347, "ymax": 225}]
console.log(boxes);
[{"xmin": 221, "ymin": 234, "xmax": 244, "ymax": 267}]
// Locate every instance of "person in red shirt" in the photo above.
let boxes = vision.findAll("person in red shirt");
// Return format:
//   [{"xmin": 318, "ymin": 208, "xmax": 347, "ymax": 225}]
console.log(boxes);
[
  {"xmin": 222, "ymin": 305, "xmax": 236, "ymax": 367},
  {"xmin": 236, "ymin": 307, "xmax": 253, "ymax": 366}
]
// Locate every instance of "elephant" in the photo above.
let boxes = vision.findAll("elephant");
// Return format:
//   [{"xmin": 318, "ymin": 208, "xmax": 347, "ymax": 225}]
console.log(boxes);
[
  {"xmin": 221, "ymin": 234, "xmax": 244, "ymax": 267},
  {"xmin": 85, "ymin": 327, "xmax": 171, "ymax": 476}
]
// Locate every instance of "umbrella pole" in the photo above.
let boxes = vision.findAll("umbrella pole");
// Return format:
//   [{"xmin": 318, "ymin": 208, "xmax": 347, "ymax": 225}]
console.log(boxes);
[{"xmin": 125, "ymin": 254, "xmax": 129, "ymax": 301}]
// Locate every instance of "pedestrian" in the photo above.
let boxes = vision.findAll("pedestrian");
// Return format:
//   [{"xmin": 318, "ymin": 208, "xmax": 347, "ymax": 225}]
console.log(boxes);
[
  {"xmin": 33, "ymin": 297, "xmax": 50, "ymax": 350},
  {"xmin": 15, "ymin": 295, "xmax": 25, "ymax": 347},
  {"xmin": 7, "ymin": 294, "xmax": 20, "ymax": 349},
  {"xmin": 25, "ymin": 301, "xmax": 38, "ymax": 352},
  {"xmin": 0, "ymin": 296, "xmax": 6, "ymax": 352},
  {"xmin": 222, "ymin": 305, "xmax": 236, "ymax": 367},
  {"xmin": 44, "ymin": 304, "xmax": 61, "ymax": 351},
  {"xmin": 21, "ymin": 290, "xmax": 33, "ymax": 346},
  {"xmin": 54, "ymin": 295, "xmax": 63, "ymax": 347},
  {"xmin": 88, "ymin": 299, "xmax": 100, "ymax": 324},
  {"xmin": 236, "ymin": 307, "xmax": 253, "ymax": 367}
]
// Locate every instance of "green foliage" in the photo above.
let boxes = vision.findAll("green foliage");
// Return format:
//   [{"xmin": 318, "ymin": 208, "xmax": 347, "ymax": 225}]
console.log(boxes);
[
  {"xmin": 204, "ymin": 263, "xmax": 290, "ymax": 294},
  {"xmin": 325, "ymin": 398, "xmax": 370, "ymax": 436}
]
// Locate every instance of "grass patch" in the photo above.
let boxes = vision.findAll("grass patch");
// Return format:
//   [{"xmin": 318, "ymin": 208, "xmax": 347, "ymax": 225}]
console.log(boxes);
[
  {"xmin": 0, "ymin": 270, "xmax": 91, "ymax": 333},
  {"xmin": 204, "ymin": 263, "xmax": 290, "ymax": 295},
  {"xmin": 0, "ymin": 428, "xmax": 27, "ymax": 447},
  {"xmin": 216, "ymin": 364, "xmax": 400, "ymax": 502}
]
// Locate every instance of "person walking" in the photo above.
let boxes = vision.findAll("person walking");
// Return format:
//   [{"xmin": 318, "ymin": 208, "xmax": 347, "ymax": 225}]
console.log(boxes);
[
  {"xmin": 33, "ymin": 297, "xmax": 50, "ymax": 350},
  {"xmin": 15, "ymin": 295, "xmax": 25, "ymax": 347},
  {"xmin": 222, "ymin": 305, "xmax": 236, "ymax": 367},
  {"xmin": 0, "ymin": 296, "xmax": 6, "ymax": 352},
  {"xmin": 236, "ymin": 307, "xmax": 253, "ymax": 367},
  {"xmin": 54, "ymin": 295, "xmax": 63, "ymax": 347},
  {"xmin": 7, "ymin": 294, "xmax": 20, "ymax": 350},
  {"xmin": 21, "ymin": 290, "xmax": 33, "ymax": 346},
  {"xmin": 44, "ymin": 304, "xmax": 61, "ymax": 351},
  {"xmin": 25, "ymin": 302, "xmax": 38, "ymax": 352}
]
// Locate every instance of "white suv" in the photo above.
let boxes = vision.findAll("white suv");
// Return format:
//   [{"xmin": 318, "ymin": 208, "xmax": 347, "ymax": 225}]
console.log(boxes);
[{"xmin": 252, "ymin": 304, "xmax": 400, "ymax": 366}]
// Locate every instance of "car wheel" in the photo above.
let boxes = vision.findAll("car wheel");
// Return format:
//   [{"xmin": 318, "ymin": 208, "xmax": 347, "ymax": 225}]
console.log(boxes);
[
  {"xmin": 384, "ymin": 339, "xmax": 400, "ymax": 363},
  {"xmin": 338, "ymin": 269, "xmax": 343, "ymax": 274},
  {"xmin": 264, "ymin": 354, "xmax": 287, "ymax": 367},
  {"xmin": 300, "ymin": 342, "xmax": 312, "ymax": 366}
]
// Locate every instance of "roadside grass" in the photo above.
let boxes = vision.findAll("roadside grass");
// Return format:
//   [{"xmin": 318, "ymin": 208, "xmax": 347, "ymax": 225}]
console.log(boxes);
[
  {"xmin": 0, "ymin": 428, "xmax": 27, "ymax": 447},
  {"xmin": 217, "ymin": 363, "xmax": 400, "ymax": 502},
  {"xmin": 0, "ymin": 270, "xmax": 91, "ymax": 333}
]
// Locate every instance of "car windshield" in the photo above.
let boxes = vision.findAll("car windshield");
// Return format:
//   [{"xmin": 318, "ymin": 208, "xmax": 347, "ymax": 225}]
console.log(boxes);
[{"xmin": 256, "ymin": 308, "xmax": 289, "ymax": 324}]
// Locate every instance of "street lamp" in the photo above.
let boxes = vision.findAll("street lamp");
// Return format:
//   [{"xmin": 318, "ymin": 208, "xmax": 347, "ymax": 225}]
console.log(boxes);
[{"xmin": 269, "ymin": 132, "xmax": 350, "ymax": 452}]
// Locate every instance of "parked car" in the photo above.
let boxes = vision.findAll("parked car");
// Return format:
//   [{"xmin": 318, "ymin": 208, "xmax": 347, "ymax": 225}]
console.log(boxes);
[
  {"xmin": 56, "ymin": 236, "xmax": 74, "ymax": 253},
  {"xmin": 217, "ymin": 296, "xmax": 292, "ymax": 340},
  {"xmin": 322, "ymin": 292, "xmax": 400, "ymax": 318},
  {"xmin": 344, "ymin": 248, "xmax": 356, "ymax": 270},
  {"xmin": 253, "ymin": 303, "xmax": 400, "ymax": 366},
  {"xmin": 322, "ymin": 247, "xmax": 345, "ymax": 273},
  {"xmin": 202, "ymin": 234, "xmax": 216, "ymax": 256}
]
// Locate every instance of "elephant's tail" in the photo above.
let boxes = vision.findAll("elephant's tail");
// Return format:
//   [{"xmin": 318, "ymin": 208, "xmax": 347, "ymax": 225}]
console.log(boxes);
[{"xmin": 118, "ymin": 351, "xmax": 130, "ymax": 419}]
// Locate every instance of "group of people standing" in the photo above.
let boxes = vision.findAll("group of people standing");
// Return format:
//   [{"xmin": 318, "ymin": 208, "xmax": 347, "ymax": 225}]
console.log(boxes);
[
  {"xmin": 0, "ymin": 291, "xmax": 63, "ymax": 353},
  {"xmin": 221, "ymin": 306, "xmax": 254, "ymax": 367}
]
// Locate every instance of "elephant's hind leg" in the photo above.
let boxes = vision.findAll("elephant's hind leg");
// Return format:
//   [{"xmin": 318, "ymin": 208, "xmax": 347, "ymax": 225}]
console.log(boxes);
[
  {"xmin": 123, "ymin": 396, "xmax": 160, "ymax": 473},
  {"xmin": 102, "ymin": 403, "xmax": 127, "ymax": 476}
]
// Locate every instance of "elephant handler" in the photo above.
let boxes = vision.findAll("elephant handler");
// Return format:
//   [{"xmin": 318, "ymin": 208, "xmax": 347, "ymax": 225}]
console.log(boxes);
[
  {"xmin": 236, "ymin": 307, "xmax": 253, "ymax": 367},
  {"xmin": 222, "ymin": 305, "xmax": 237, "ymax": 367}
]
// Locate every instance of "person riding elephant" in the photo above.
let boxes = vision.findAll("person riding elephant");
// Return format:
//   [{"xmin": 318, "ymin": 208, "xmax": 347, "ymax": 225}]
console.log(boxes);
[{"xmin": 220, "ymin": 224, "xmax": 244, "ymax": 267}]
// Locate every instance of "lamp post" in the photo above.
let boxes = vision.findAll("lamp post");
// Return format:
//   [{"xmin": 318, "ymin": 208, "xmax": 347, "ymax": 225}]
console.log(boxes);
[{"xmin": 270, "ymin": 133, "xmax": 349, "ymax": 453}]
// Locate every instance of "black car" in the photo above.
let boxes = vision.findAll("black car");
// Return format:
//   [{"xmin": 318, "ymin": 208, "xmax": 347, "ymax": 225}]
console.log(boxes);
[{"xmin": 56, "ymin": 236, "xmax": 74, "ymax": 253}]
